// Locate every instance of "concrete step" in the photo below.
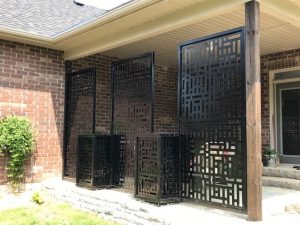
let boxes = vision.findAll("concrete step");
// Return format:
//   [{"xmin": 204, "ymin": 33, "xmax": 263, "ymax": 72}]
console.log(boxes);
[
  {"xmin": 42, "ymin": 179, "xmax": 300, "ymax": 224},
  {"xmin": 263, "ymin": 166, "xmax": 300, "ymax": 180},
  {"xmin": 44, "ymin": 180, "xmax": 163, "ymax": 225},
  {"xmin": 263, "ymin": 176, "xmax": 300, "ymax": 191}
]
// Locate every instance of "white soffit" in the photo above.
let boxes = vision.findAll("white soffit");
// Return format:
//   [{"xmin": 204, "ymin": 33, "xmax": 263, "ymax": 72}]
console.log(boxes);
[{"xmin": 102, "ymin": 4, "xmax": 300, "ymax": 68}]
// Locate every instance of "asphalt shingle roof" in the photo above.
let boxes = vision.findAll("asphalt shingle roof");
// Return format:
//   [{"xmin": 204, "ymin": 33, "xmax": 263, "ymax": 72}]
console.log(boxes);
[{"xmin": 0, "ymin": 0, "xmax": 107, "ymax": 38}]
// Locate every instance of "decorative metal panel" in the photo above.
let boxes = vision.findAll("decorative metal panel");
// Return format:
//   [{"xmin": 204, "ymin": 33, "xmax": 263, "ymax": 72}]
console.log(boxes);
[
  {"xmin": 64, "ymin": 68, "xmax": 96, "ymax": 178},
  {"xmin": 179, "ymin": 28, "xmax": 247, "ymax": 209},
  {"xmin": 136, "ymin": 135, "xmax": 159, "ymax": 198},
  {"xmin": 93, "ymin": 135, "xmax": 112, "ymax": 186},
  {"xmin": 112, "ymin": 53, "xmax": 154, "ymax": 182},
  {"xmin": 135, "ymin": 134, "xmax": 180, "ymax": 205},
  {"xmin": 76, "ymin": 134, "xmax": 124, "ymax": 187},
  {"xmin": 111, "ymin": 134, "xmax": 126, "ymax": 185},
  {"xmin": 77, "ymin": 135, "xmax": 94, "ymax": 184},
  {"xmin": 161, "ymin": 137, "xmax": 180, "ymax": 198}
]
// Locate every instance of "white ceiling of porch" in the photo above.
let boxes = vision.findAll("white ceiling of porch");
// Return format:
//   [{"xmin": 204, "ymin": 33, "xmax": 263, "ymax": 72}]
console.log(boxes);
[
  {"xmin": 288, "ymin": 0, "xmax": 300, "ymax": 7},
  {"xmin": 102, "ymin": 5, "xmax": 300, "ymax": 68}
]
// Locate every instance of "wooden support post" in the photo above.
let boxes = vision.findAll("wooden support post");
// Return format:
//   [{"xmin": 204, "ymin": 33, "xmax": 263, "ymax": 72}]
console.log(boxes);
[{"xmin": 245, "ymin": 0, "xmax": 262, "ymax": 221}]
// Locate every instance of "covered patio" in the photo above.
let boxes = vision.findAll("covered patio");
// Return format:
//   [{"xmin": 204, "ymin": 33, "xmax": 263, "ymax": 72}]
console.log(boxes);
[
  {"xmin": 1, "ymin": 0, "xmax": 300, "ymax": 222},
  {"xmin": 59, "ymin": 0, "xmax": 300, "ymax": 221}
]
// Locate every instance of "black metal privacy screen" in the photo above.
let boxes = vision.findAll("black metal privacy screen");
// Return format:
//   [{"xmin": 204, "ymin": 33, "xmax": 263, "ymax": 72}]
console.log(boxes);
[
  {"xmin": 76, "ymin": 134, "xmax": 123, "ymax": 188},
  {"xmin": 179, "ymin": 28, "xmax": 247, "ymax": 209},
  {"xmin": 63, "ymin": 68, "xmax": 96, "ymax": 178},
  {"xmin": 135, "ymin": 134, "xmax": 180, "ymax": 205},
  {"xmin": 112, "ymin": 53, "xmax": 154, "ymax": 185}
]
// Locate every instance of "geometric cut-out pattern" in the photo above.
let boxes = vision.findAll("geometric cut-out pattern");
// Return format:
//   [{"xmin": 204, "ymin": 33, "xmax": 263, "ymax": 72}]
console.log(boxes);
[
  {"xmin": 179, "ymin": 28, "xmax": 247, "ymax": 209},
  {"xmin": 64, "ymin": 68, "xmax": 96, "ymax": 178},
  {"xmin": 135, "ymin": 134, "xmax": 180, "ymax": 205},
  {"xmin": 77, "ymin": 134, "xmax": 124, "ymax": 188},
  {"xmin": 112, "ymin": 53, "xmax": 154, "ymax": 182}
]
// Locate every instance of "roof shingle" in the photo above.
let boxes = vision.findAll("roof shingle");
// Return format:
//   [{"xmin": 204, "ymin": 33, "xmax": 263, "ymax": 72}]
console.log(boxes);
[{"xmin": 0, "ymin": 0, "xmax": 107, "ymax": 38}]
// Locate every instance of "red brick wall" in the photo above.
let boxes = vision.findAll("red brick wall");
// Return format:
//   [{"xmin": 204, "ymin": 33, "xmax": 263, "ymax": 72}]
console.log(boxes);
[
  {"xmin": 0, "ymin": 40, "xmax": 65, "ymax": 184},
  {"xmin": 261, "ymin": 49, "xmax": 300, "ymax": 150}
]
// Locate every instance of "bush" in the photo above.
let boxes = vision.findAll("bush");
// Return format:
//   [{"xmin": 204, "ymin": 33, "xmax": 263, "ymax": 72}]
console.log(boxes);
[
  {"xmin": 0, "ymin": 115, "xmax": 35, "ymax": 192},
  {"xmin": 32, "ymin": 192, "xmax": 44, "ymax": 205}
]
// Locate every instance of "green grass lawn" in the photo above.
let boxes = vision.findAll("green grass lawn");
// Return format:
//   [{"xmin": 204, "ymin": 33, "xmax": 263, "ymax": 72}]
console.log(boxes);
[{"xmin": 0, "ymin": 202, "xmax": 121, "ymax": 225}]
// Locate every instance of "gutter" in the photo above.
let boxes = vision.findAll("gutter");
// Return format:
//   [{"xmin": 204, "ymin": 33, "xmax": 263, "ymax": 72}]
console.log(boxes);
[{"xmin": 0, "ymin": 0, "xmax": 161, "ymax": 46}]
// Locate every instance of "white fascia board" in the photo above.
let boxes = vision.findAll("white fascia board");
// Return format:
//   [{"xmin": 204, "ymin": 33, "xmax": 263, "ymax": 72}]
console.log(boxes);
[{"xmin": 75, "ymin": 0, "xmax": 132, "ymax": 10}]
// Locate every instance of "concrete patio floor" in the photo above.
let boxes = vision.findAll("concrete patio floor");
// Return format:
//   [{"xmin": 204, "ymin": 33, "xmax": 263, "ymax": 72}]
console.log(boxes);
[
  {"xmin": 1, "ymin": 180, "xmax": 300, "ymax": 225},
  {"xmin": 47, "ymin": 180, "xmax": 300, "ymax": 225}
]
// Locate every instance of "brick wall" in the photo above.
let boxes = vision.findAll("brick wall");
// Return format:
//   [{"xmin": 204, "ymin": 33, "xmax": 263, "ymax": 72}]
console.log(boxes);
[
  {"xmin": 261, "ymin": 49, "xmax": 300, "ymax": 150},
  {"xmin": 0, "ymin": 40, "xmax": 65, "ymax": 184}
]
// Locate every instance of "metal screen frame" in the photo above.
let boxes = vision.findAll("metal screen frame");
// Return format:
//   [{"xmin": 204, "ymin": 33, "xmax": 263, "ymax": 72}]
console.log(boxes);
[
  {"xmin": 178, "ymin": 27, "xmax": 247, "ymax": 210},
  {"xmin": 134, "ymin": 133, "xmax": 180, "ymax": 205},
  {"xmin": 63, "ymin": 67, "xmax": 96, "ymax": 178},
  {"xmin": 111, "ymin": 52, "xmax": 155, "ymax": 185},
  {"xmin": 76, "ymin": 134, "xmax": 124, "ymax": 188}
]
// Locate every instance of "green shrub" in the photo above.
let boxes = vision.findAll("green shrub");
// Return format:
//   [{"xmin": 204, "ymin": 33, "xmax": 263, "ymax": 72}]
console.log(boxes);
[
  {"xmin": 0, "ymin": 115, "xmax": 35, "ymax": 192},
  {"xmin": 32, "ymin": 192, "xmax": 44, "ymax": 205}
]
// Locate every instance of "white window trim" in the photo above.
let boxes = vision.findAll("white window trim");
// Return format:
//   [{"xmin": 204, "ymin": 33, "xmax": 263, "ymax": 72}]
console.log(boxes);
[{"xmin": 269, "ymin": 66, "xmax": 300, "ymax": 151}]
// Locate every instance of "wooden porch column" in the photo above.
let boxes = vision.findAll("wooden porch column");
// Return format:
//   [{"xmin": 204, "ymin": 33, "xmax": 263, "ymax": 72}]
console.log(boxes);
[{"xmin": 245, "ymin": 0, "xmax": 262, "ymax": 221}]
